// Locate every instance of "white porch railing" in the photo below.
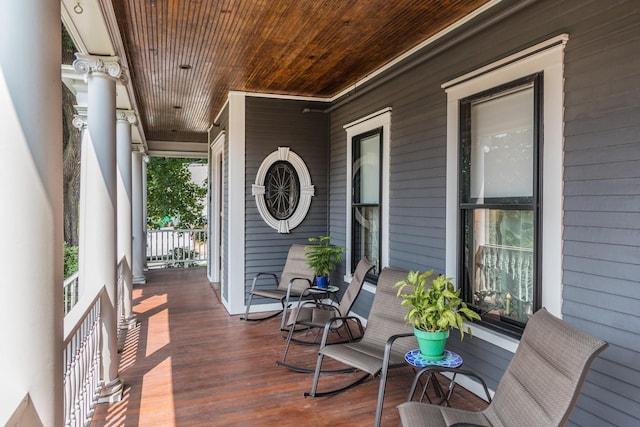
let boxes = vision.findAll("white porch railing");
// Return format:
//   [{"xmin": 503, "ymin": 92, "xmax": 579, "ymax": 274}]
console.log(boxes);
[
  {"xmin": 63, "ymin": 286, "xmax": 103, "ymax": 427},
  {"xmin": 64, "ymin": 272, "xmax": 80, "ymax": 316},
  {"xmin": 146, "ymin": 228, "xmax": 207, "ymax": 268}
]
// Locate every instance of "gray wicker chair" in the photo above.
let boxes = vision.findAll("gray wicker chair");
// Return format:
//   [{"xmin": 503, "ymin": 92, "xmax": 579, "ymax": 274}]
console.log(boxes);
[
  {"xmin": 398, "ymin": 308, "xmax": 608, "ymax": 427},
  {"xmin": 304, "ymin": 266, "xmax": 419, "ymax": 427},
  {"xmin": 242, "ymin": 244, "xmax": 315, "ymax": 330},
  {"xmin": 276, "ymin": 257, "xmax": 374, "ymax": 372}
]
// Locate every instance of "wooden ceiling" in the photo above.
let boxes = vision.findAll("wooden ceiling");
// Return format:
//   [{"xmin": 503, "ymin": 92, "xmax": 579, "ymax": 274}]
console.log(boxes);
[{"xmin": 111, "ymin": 0, "xmax": 491, "ymax": 145}]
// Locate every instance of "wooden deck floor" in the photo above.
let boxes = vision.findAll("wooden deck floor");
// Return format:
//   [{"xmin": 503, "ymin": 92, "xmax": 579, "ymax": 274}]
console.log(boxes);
[{"xmin": 90, "ymin": 268, "xmax": 488, "ymax": 426}]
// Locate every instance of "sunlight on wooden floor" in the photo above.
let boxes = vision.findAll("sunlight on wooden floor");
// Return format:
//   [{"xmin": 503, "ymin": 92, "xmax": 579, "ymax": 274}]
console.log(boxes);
[{"xmin": 140, "ymin": 356, "xmax": 175, "ymax": 425}]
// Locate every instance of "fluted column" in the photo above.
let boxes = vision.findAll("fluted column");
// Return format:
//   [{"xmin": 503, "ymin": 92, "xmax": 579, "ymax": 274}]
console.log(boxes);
[
  {"xmin": 132, "ymin": 151, "xmax": 147, "ymax": 284},
  {"xmin": 73, "ymin": 53, "xmax": 123, "ymax": 402},
  {"xmin": 0, "ymin": 1, "xmax": 63, "ymax": 424},
  {"xmin": 117, "ymin": 110, "xmax": 137, "ymax": 328}
]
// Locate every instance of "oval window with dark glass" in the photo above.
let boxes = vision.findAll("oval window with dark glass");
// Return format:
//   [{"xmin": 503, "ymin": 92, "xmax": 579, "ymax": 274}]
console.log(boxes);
[{"xmin": 264, "ymin": 161, "xmax": 300, "ymax": 220}]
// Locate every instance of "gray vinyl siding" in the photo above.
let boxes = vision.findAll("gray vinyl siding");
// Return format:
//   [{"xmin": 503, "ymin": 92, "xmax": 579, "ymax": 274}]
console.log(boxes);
[
  {"xmin": 244, "ymin": 97, "xmax": 329, "ymax": 305},
  {"xmin": 327, "ymin": 0, "xmax": 640, "ymax": 425}
]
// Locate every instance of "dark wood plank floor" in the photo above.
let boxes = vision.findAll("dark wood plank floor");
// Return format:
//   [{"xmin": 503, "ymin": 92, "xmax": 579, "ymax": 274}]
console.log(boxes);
[{"xmin": 91, "ymin": 268, "xmax": 488, "ymax": 426}]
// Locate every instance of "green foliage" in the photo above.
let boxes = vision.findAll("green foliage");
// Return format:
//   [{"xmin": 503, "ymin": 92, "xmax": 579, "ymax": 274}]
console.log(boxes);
[
  {"xmin": 304, "ymin": 235, "xmax": 345, "ymax": 277},
  {"xmin": 394, "ymin": 270, "xmax": 481, "ymax": 339},
  {"xmin": 64, "ymin": 243, "xmax": 78, "ymax": 279},
  {"xmin": 147, "ymin": 157, "xmax": 207, "ymax": 229}
]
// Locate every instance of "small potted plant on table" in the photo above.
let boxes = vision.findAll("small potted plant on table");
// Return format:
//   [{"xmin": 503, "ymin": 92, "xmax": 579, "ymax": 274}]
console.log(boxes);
[
  {"xmin": 394, "ymin": 270, "xmax": 481, "ymax": 361},
  {"xmin": 304, "ymin": 235, "xmax": 345, "ymax": 289}
]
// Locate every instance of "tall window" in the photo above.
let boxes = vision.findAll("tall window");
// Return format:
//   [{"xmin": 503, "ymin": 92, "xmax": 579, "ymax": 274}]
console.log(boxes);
[
  {"xmin": 444, "ymin": 35, "xmax": 566, "ymax": 341},
  {"xmin": 345, "ymin": 108, "xmax": 391, "ymax": 280},
  {"xmin": 352, "ymin": 129, "xmax": 382, "ymax": 276},
  {"xmin": 459, "ymin": 74, "xmax": 542, "ymax": 335}
]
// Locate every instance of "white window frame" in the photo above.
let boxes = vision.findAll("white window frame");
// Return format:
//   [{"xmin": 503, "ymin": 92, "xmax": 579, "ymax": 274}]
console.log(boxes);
[
  {"xmin": 251, "ymin": 147, "xmax": 315, "ymax": 233},
  {"xmin": 344, "ymin": 108, "xmax": 391, "ymax": 284},
  {"xmin": 443, "ymin": 35, "xmax": 568, "ymax": 351}
]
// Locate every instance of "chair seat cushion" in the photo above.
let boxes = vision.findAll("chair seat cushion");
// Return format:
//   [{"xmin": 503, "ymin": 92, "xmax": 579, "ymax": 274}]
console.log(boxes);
[
  {"xmin": 321, "ymin": 341, "xmax": 407, "ymax": 375},
  {"xmin": 251, "ymin": 288, "xmax": 293, "ymax": 300},
  {"xmin": 397, "ymin": 402, "xmax": 492, "ymax": 427}
]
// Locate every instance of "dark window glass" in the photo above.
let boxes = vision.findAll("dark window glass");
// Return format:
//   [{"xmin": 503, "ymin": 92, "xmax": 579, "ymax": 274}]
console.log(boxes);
[
  {"xmin": 264, "ymin": 161, "xmax": 300, "ymax": 220},
  {"xmin": 352, "ymin": 128, "xmax": 382, "ymax": 277},
  {"xmin": 459, "ymin": 74, "xmax": 542, "ymax": 336}
]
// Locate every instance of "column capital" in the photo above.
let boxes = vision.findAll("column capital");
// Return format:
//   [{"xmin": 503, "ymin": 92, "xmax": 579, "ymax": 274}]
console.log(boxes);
[
  {"xmin": 73, "ymin": 105, "xmax": 88, "ymax": 130},
  {"xmin": 118, "ymin": 68, "xmax": 130, "ymax": 86},
  {"xmin": 72, "ymin": 53, "xmax": 121, "ymax": 80},
  {"xmin": 72, "ymin": 114, "xmax": 87, "ymax": 130},
  {"xmin": 116, "ymin": 109, "xmax": 137, "ymax": 125}
]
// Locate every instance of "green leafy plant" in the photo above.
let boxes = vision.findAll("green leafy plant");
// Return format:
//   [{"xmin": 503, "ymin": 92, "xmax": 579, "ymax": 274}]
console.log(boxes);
[
  {"xmin": 63, "ymin": 243, "xmax": 79, "ymax": 279},
  {"xmin": 304, "ymin": 235, "xmax": 345, "ymax": 277},
  {"xmin": 394, "ymin": 270, "xmax": 481, "ymax": 339}
]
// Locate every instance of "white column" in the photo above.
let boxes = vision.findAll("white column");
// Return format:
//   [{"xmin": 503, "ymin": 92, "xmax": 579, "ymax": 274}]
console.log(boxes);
[
  {"xmin": 117, "ymin": 110, "xmax": 137, "ymax": 327},
  {"xmin": 73, "ymin": 53, "xmax": 123, "ymax": 402},
  {"xmin": 132, "ymin": 151, "xmax": 146, "ymax": 284},
  {"xmin": 142, "ymin": 156, "xmax": 149, "ymax": 270},
  {"xmin": 0, "ymin": 1, "xmax": 63, "ymax": 424}
]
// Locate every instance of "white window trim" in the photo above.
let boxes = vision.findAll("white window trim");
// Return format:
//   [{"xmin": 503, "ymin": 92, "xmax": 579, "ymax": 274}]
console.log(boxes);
[
  {"xmin": 251, "ymin": 147, "xmax": 315, "ymax": 233},
  {"xmin": 344, "ymin": 108, "xmax": 391, "ymax": 284},
  {"xmin": 443, "ymin": 35, "xmax": 568, "ymax": 351},
  {"xmin": 208, "ymin": 130, "xmax": 225, "ymax": 283}
]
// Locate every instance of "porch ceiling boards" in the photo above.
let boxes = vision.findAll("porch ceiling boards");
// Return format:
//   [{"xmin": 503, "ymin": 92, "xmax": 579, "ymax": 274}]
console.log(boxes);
[{"xmin": 111, "ymin": 0, "xmax": 491, "ymax": 149}]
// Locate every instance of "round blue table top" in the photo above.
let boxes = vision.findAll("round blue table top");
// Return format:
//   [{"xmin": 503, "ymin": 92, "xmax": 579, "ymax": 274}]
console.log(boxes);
[{"xmin": 405, "ymin": 349, "xmax": 463, "ymax": 368}]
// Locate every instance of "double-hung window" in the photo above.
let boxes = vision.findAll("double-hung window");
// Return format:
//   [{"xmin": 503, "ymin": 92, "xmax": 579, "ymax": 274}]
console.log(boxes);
[
  {"xmin": 345, "ymin": 108, "xmax": 391, "ymax": 280},
  {"xmin": 352, "ymin": 129, "xmax": 382, "ymax": 276},
  {"xmin": 444, "ymin": 36, "xmax": 567, "ymax": 339},
  {"xmin": 459, "ymin": 74, "xmax": 542, "ymax": 335}
]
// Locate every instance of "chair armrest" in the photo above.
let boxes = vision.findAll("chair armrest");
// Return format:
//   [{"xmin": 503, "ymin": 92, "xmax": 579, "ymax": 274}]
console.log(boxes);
[
  {"xmin": 249, "ymin": 272, "xmax": 279, "ymax": 292},
  {"xmin": 318, "ymin": 316, "xmax": 364, "ymax": 349},
  {"xmin": 386, "ymin": 332, "xmax": 415, "ymax": 347},
  {"xmin": 381, "ymin": 332, "xmax": 415, "ymax": 372},
  {"xmin": 408, "ymin": 366, "xmax": 492, "ymax": 403},
  {"xmin": 286, "ymin": 277, "xmax": 313, "ymax": 297}
]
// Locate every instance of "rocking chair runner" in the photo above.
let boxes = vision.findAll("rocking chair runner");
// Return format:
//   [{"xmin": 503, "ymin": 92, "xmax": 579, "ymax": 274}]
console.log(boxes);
[
  {"xmin": 242, "ymin": 244, "xmax": 315, "ymax": 330},
  {"xmin": 398, "ymin": 308, "xmax": 608, "ymax": 427},
  {"xmin": 276, "ymin": 257, "xmax": 374, "ymax": 373},
  {"xmin": 305, "ymin": 266, "xmax": 422, "ymax": 427}
]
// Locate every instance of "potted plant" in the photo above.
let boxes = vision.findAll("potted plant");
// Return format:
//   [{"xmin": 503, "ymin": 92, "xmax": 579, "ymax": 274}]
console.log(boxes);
[
  {"xmin": 304, "ymin": 235, "xmax": 345, "ymax": 289},
  {"xmin": 394, "ymin": 270, "xmax": 481, "ymax": 361}
]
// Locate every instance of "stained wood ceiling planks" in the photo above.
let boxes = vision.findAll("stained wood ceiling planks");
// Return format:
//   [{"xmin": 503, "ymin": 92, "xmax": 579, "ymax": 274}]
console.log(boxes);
[{"xmin": 111, "ymin": 0, "xmax": 491, "ymax": 144}]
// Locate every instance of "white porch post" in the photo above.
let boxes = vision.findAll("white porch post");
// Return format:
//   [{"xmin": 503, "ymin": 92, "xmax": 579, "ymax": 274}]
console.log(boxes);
[
  {"xmin": 0, "ymin": 0, "xmax": 63, "ymax": 424},
  {"xmin": 142, "ymin": 156, "xmax": 149, "ymax": 270},
  {"xmin": 117, "ymin": 110, "xmax": 137, "ymax": 326},
  {"xmin": 73, "ymin": 54, "xmax": 123, "ymax": 402},
  {"xmin": 132, "ymin": 151, "xmax": 146, "ymax": 284}
]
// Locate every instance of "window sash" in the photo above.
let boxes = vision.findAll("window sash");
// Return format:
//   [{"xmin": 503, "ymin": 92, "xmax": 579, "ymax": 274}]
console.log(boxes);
[
  {"xmin": 459, "ymin": 74, "xmax": 542, "ymax": 335},
  {"xmin": 352, "ymin": 128, "xmax": 382, "ymax": 276}
]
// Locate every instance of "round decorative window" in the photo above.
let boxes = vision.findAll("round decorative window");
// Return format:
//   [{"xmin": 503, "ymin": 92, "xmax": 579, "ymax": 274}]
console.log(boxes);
[
  {"xmin": 252, "ymin": 147, "xmax": 314, "ymax": 233},
  {"xmin": 264, "ymin": 161, "xmax": 300, "ymax": 220}
]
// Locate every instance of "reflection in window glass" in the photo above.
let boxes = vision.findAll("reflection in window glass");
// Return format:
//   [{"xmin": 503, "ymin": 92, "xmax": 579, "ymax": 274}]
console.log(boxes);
[
  {"xmin": 460, "ymin": 74, "xmax": 541, "ymax": 332},
  {"xmin": 464, "ymin": 209, "xmax": 534, "ymax": 324},
  {"xmin": 352, "ymin": 129, "xmax": 381, "ymax": 275}
]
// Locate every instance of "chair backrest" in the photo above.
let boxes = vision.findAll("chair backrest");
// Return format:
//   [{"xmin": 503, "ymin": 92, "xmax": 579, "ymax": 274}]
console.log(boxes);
[
  {"xmin": 278, "ymin": 244, "xmax": 316, "ymax": 294},
  {"xmin": 360, "ymin": 267, "xmax": 417, "ymax": 355},
  {"xmin": 337, "ymin": 257, "xmax": 374, "ymax": 316},
  {"xmin": 486, "ymin": 308, "xmax": 608, "ymax": 427}
]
